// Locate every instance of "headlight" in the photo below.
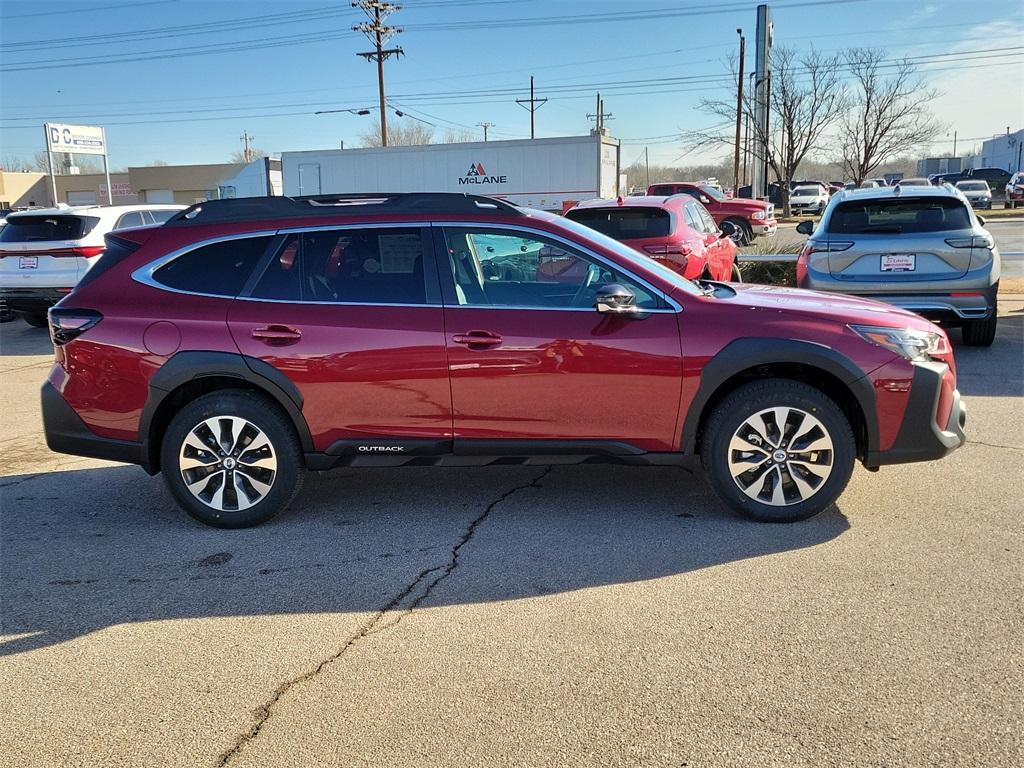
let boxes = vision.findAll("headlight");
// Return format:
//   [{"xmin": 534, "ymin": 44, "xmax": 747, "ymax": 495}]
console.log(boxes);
[
  {"xmin": 751, "ymin": 210, "xmax": 766, "ymax": 220},
  {"xmin": 849, "ymin": 325, "xmax": 949, "ymax": 362}
]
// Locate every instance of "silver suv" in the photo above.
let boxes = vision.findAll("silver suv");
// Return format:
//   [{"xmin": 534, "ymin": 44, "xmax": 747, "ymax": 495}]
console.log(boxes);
[{"xmin": 795, "ymin": 185, "xmax": 1000, "ymax": 346}]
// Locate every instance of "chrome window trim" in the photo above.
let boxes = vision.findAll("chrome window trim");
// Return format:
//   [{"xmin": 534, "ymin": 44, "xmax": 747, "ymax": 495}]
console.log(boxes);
[
  {"xmin": 132, "ymin": 220, "xmax": 683, "ymax": 313},
  {"xmin": 131, "ymin": 230, "xmax": 279, "ymax": 299}
]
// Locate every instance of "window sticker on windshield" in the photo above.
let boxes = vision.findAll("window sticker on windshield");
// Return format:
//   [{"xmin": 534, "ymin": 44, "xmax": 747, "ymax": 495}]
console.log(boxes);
[{"xmin": 378, "ymin": 234, "xmax": 421, "ymax": 274}]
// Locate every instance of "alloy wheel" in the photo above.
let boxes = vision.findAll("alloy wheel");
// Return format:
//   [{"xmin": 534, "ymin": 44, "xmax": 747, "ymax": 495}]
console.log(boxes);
[
  {"xmin": 178, "ymin": 416, "xmax": 277, "ymax": 512},
  {"xmin": 727, "ymin": 406, "xmax": 834, "ymax": 506}
]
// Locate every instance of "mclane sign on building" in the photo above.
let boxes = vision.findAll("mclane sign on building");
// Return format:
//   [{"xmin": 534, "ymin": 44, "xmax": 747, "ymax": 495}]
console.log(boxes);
[
  {"xmin": 281, "ymin": 134, "xmax": 621, "ymax": 211},
  {"xmin": 44, "ymin": 123, "xmax": 106, "ymax": 156}
]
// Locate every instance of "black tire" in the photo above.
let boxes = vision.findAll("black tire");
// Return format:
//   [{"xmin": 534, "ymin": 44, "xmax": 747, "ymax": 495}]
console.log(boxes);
[
  {"xmin": 962, "ymin": 305, "xmax": 998, "ymax": 347},
  {"xmin": 160, "ymin": 390, "xmax": 304, "ymax": 528},
  {"xmin": 0, "ymin": 309, "xmax": 16, "ymax": 323},
  {"xmin": 727, "ymin": 218, "xmax": 753, "ymax": 246},
  {"xmin": 701, "ymin": 379, "xmax": 856, "ymax": 523},
  {"xmin": 21, "ymin": 313, "xmax": 49, "ymax": 328}
]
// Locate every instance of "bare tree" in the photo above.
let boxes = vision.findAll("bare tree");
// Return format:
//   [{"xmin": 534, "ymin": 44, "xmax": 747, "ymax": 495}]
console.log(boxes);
[
  {"xmin": 229, "ymin": 148, "xmax": 267, "ymax": 163},
  {"xmin": 442, "ymin": 128, "xmax": 478, "ymax": 143},
  {"xmin": 0, "ymin": 155, "xmax": 35, "ymax": 172},
  {"xmin": 691, "ymin": 47, "xmax": 848, "ymax": 216},
  {"xmin": 358, "ymin": 122, "xmax": 434, "ymax": 147},
  {"xmin": 838, "ymin": 49, "xmax": 941, "ymax": 185}
]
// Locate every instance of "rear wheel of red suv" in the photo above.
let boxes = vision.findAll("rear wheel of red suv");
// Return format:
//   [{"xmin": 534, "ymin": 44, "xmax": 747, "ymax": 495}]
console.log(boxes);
[
  {"xmin": 160, "ymin": 391, "xmax": 304, "ymax": 528},
  {"xmin": 701, "ymin": 380, "xmax": 855, "ymax": 523}
]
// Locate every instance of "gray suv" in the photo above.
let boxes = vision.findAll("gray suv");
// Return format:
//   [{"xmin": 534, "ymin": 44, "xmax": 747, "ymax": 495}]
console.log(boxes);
[{"xmin": 796, "ymin": 185, "xmax": 1000, "ymax": 346}]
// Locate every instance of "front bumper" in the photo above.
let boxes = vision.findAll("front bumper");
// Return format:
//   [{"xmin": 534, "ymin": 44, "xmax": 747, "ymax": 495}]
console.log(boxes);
[
  {"xmin": 0, "ymin": 287, "xmax": 68, "ymax": 314},
  {"xmin": 866, "ymin": 362, "xmax": 967, "ymax": 468},
  {"xmin": 41, "ymin": 381, "xmax": 148, "ymax": 468},
  {"xmin": 754, "ymin": 220, "xmax": 778, "ymax": 237}
]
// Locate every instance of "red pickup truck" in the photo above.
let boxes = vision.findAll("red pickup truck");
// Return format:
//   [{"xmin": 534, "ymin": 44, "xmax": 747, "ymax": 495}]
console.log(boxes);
[{"xmin": 647, "ymin": 182, "xmax": 777, "ymax": 245}]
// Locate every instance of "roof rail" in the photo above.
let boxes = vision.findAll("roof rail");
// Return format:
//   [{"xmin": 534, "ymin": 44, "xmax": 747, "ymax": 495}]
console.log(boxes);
[{"xmin": 166, "ymin": 192, "xmax": 522, "ymax": 226}]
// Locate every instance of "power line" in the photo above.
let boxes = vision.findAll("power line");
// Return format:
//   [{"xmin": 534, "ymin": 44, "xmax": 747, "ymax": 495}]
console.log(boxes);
[{"xmin": 1, "ymin": 0, "xmax": 175, "ymax": 20}]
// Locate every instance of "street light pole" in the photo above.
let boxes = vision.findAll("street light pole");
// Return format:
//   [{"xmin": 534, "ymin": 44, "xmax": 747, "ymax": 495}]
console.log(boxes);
[{"xmin": 733, "ymin": 28, "xmax": 745, "ymax": 193}]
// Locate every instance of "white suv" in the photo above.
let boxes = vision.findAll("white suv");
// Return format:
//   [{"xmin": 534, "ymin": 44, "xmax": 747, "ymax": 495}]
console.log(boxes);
[{"xmin": 0, "ymin": 204, "xmax": 184, "ymax": 326}]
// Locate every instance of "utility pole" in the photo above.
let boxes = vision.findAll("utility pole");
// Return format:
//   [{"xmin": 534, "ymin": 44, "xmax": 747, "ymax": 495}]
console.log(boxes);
[
  {"xmin": 476, "ymin": 122, "xmax": 494, "ymax": 142},
  {"xmin": 515, "ymin": 75, "xmax": 547, "ymax": 140},
  {"xmin": 733, "ymin": 28, "xmax": 745, "ymax": 193},
  {"xmin": 240, "ymin": 130, "xmax": 254, "ymax": 163},
  {"xmin": 587, "ymin": 93, "xmax": 613, "ymax": 134},
  {"xmin": 645, "ymin": 146, "xmax": 650, "ymax": 188},
  {"xmin": 952, "ymin": 130, "xmax": 958, "ymax": 157},
  {"xmin": 353, "ymin": 1, "xmax": 403, "ymax": 147}
]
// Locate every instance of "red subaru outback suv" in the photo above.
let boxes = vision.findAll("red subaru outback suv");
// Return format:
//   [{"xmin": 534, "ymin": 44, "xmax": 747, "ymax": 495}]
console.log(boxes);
[
  {"xmin": 564, "ymin": 196, "xmax": 739, "ymax": 282},
  {"xmin": 42, "ymin": 193, "xmax": 966, "ymax": 528}
]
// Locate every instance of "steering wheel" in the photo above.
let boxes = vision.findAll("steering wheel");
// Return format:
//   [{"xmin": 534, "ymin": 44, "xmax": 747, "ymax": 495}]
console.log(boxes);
[{"xmin": 569, "ymin": 263, "xmax": 600, "ymax": 307}]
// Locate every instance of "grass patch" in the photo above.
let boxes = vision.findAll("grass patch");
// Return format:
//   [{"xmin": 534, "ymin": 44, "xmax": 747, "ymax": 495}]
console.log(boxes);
[{"xmin": 739, "ymin": 260, "xmax": 797, "ymax": 286}]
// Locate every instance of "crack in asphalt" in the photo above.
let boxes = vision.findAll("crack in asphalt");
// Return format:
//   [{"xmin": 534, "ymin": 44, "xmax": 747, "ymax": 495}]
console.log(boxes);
[
  {"xmin": 215, "ymin": 465, "xmax": 552, "ymax": 768},
  {"xmin": 966, "ymin": 440, "xmax": 1024, "ymax": 453}
]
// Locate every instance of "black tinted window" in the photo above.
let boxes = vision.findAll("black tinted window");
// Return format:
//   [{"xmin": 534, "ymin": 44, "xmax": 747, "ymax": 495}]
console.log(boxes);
[
  {"xmin": 0, "ymin": 215, "xmax": 99, "ymax": 242},
  {"xmin": 566, "ymin": 208, "xmax": 671, "ymax": 239},
  {"xmin": 251, "ymin": 228, "xmax": 427, "ymax": 304},
  {"xmin": 154, "ymin": 236, "xmax": 272, "ymax": 296},
  {"xmin": 828, "ymin": 198, "xmax": 971, "ymax": 234},
  {"xmin": 147, "ymin": 210, "xmax": 178, "ymax": 224},
  {"xmin": 115, "ymin": 212, "xmax": 145, "ymax": 229}
]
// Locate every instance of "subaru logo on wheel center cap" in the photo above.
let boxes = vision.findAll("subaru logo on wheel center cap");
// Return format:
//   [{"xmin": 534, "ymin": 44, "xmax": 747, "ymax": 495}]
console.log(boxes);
[
  {"xmin": 223, "ymin": 457, "xmax": 237, "ymax": 470},
  {"xmin": 773, "ymin": 450, "xmax": 787, "ymax": 463}
]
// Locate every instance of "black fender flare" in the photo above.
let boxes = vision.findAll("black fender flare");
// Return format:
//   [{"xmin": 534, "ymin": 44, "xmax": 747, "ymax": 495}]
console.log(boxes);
[
  {"xmin": 680, "ymin": 337, "xmax": 878, "ymax": 457},
  {"xmin": 139, "ymin": 351, "xmax": 313, "ymax": 470}
]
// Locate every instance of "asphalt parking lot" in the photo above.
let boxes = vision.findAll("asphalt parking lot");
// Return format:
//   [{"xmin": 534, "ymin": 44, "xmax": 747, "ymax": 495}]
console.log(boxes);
[{"xmin": 2, "ymin": 302, "xmax": 1022, "ymax": 767}]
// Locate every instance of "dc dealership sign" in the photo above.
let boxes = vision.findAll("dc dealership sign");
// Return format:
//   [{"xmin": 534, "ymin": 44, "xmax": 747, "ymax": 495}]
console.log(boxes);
[{"xmin": 45, "ymin": 123, "xmax": 106, "ymax": 156}]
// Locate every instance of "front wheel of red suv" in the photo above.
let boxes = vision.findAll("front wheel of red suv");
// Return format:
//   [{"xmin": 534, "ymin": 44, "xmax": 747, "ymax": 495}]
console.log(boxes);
[
  {"xmin": 160, "ymin": 391, "xmax": 304, "ymax": 528},
  {"xmin": 701, "ymin": 380, "xmax": 856, "ymax": 523}
]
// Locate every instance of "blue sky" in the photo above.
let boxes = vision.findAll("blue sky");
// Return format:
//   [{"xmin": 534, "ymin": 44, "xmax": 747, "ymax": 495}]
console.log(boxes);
[{"xmin": 1, "ymin": 0, "xmax": 1022, "ymax": 170}]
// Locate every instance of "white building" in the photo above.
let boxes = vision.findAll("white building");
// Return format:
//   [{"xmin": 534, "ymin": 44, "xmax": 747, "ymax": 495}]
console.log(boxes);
[{"xmin": 963, "ymin": 129, "xmax": 1023, "ymax": 172}]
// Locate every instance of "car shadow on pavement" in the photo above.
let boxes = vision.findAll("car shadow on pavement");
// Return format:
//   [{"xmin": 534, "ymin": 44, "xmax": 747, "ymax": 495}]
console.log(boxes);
[
  {"xmin": 953, "ymin": 310, "xmax": 1024, "ymax": 397},
  {"xmin": 0, "ymin": 322, "xmax": 53, "ymax": 357},
  {"xmin": 0, "ymin": 463, "xmax": 849, "ymax": 656}
]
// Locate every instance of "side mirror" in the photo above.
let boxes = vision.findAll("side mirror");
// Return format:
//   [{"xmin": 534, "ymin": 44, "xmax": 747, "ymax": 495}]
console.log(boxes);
[
  {"xmin": 595, "ymin": 283, "xmax": 640, "ymax": 316},
  {"xmin": 719, "ymin": 220, "xmax": 738, "ymax": 239},
  {"xmin": 977, "ymin": 215, "xmax": 986, "ymax": 226},
  {"xmin": 795, "ymin": 220, "xmax": 815, "ymax": 235}
]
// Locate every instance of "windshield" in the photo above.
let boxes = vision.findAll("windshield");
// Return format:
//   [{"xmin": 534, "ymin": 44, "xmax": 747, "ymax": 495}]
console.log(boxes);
[
  {"xmin": 793, "ymin": 186, "xmax": 820, "ymax": 196},
  {"xmin": 565, "ymin": 207, "xmax": 671, "ymax": 239},
  {"xmin": 700, "ymin": 185, "xmax": 726, "ymax": 201},
  {"xmin": 957, "ymin": 182, "xmax": 988, "ymax": 191},
  {"xmin": 553, "ymin": 214, "xmax": 702, "ymax": 296}
]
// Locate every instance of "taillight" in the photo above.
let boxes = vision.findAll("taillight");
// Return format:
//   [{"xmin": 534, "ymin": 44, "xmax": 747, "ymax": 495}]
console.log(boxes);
[
  {"xmin": 945, "ymin": 235, "xmax": 994, "ymax": 249},
  {"xmin": 48, "ymin": 308, "xmax": 102, "ymax": 345},
  {"xmin": 642, "ymin": 245, "xmax": 691, "ymax": 256},
  {"xmin": 0, "ymin": 246, "xmax": 105, "ymax": 259}
]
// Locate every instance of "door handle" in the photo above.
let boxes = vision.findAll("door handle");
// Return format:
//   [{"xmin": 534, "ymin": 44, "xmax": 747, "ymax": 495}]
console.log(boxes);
[
  {"xmin": 251, "ymin": 325, "xmax": 302, "ymax": 345},
  {"xmin": 452, "ymin": 330, "xmax": 503, "ymax": 348}
]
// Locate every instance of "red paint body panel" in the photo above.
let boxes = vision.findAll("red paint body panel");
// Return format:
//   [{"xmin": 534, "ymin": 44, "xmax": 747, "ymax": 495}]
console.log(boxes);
[
  {"xmin": 227, "ymin": 301, "xmax": 452, "ymax": 450},
  {"xmin": 443, "ymin": 306, "xmax": 683, "ymax": 450}
]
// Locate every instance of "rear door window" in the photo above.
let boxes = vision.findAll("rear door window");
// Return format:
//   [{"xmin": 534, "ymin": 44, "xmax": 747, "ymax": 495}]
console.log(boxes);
[
  {"xmin": 827, "ymin": 198, "xmax": 971, "ymax": 234},
  {"xmin": 565, "ymin": 208, "xmax": 671, "ymax": 239},
  {"xmin": 152, "ymin": 236, "xmax": 273, "ymax": 296},
  {"xmin": 250, "ymin": 227, "xmax": 429, "ymax": 305},
  {"xmin": 146, "ymin": 209, "xmax": 179, "ymax": 224},
  {"xmin": 115, "ymin": 211, "xmax": 145, "ymax": 229},
  {"xmin": 0, "ymin": 215, "xmax": 100, "ymax": 242}
]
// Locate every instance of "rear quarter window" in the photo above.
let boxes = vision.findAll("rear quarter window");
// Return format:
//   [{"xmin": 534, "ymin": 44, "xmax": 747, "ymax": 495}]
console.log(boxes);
[
  {"xmin": 566, "ymin": 208, "xmax": 671, "ymax": 239},
  {"xmin": 0, "ymin": 215, "xmax": 100, "ymax": 242},
  {"xmin": 152, "ymin": 236, "xmax": 273, "ymax": 296},
  {"xmin": 827, "ymin": 198, "xmax": 971, "ymax": 234}
]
